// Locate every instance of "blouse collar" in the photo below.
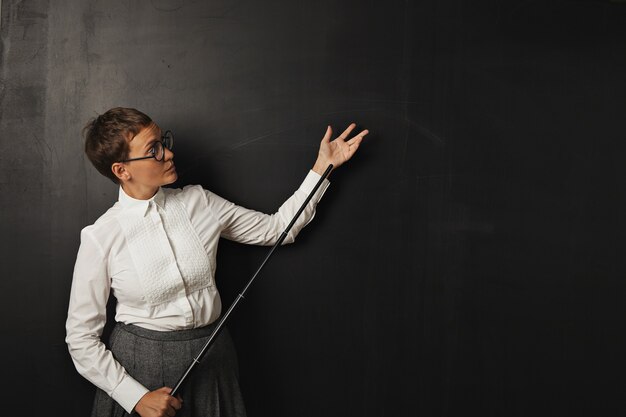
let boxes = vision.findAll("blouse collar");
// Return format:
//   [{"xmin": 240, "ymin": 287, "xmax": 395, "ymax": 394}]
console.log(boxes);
[{"xmin": 118, "ymin": 186, "xmax": 166, "ymax": 216}]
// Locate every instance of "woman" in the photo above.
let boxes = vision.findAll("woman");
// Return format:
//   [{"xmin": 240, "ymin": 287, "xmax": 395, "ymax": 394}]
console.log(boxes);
[{"xmin": 65, "ymin": 107, "xmax": 368, "ymax": 417}]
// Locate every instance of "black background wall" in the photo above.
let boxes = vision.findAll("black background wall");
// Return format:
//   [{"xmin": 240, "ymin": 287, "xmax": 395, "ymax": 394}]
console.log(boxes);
[{"xmin": 1, "ymin": 1, "xmax": 625, "ymax": 416}]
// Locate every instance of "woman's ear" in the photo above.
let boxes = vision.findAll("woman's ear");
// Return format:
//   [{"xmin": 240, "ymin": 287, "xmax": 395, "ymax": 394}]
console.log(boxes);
[{"xmin": 111, "ymin": 162, "xmax": 130, "ymax": 182}]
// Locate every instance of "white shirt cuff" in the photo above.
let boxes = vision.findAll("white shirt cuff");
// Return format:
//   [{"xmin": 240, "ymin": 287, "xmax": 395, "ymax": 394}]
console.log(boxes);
[
  {"xmin": 300, "ymin": 170, "xmax": 330, "ymax": 202},
  {"xmin": 110, "ymin": 374, "xmax": 150, "ymax": 414}
]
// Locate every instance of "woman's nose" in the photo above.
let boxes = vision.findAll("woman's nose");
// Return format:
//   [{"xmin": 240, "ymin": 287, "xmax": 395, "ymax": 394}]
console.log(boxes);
[{"xmin": 164, "ymin": 147, "xmax": 174, "ymax": 160}]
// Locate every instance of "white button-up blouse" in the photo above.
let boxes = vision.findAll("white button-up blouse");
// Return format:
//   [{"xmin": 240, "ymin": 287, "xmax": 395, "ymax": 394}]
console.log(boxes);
[{"xmin": 65, "ymin": 170, "xmax": 330, "ymax": 413}]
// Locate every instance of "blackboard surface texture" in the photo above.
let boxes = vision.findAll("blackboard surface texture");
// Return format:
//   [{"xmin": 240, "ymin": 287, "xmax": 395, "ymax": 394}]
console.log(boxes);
[{"xmin": 1, "ymin": 1, "xmax": 625, "ymax": 416}]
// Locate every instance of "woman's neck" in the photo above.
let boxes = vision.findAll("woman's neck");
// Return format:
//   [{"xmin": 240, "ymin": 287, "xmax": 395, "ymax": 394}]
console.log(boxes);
[{"xmin": 121, "ymin": 183, "xmax": 159, "ymax": 200}]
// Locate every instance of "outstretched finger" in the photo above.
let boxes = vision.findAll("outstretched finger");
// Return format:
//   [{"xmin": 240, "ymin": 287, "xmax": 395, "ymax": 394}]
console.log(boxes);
[
  {"xmin": 347, "ymin": 129, "xmax": 368, "ymax": 145},
  {"xmin": 337, "ymin": 123, "xmax": 357, "ymax": 141},
  {"xmin": 322, "ymin": 125, "xmax": 333, "ymax": 144}
]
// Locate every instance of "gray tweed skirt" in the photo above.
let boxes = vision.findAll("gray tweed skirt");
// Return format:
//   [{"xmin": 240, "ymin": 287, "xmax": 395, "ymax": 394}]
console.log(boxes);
[{"xmin": 91, "ymin": 321, "xmax": 247, "ymax": 417}]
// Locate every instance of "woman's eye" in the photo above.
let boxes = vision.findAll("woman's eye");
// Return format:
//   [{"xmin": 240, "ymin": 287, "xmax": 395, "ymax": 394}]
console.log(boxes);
[{"xmin": 148, "ymin": 147, "xmax": 156, "ymax": 155}]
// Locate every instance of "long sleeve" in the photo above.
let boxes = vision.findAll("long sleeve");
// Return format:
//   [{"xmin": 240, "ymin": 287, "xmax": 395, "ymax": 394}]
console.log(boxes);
[
  {"xmin": 65, "ymin": 228, "xmax": 149, "ymax": 414},
  {"xmin": 205, "ymin": 170, "xmax": 330, "ymax": 245}
]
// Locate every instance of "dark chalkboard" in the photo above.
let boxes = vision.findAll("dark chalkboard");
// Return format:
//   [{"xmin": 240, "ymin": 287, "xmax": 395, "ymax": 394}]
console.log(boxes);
[{"xmin": 1, "ymin": 0, "xmax": 625, "ymax": 416}]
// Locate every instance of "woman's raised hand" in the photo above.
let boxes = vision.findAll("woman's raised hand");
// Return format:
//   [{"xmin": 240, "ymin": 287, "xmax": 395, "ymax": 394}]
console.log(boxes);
[{"xmin": 312, "ymin": 123, "xmax": 369, "ymax": 175}]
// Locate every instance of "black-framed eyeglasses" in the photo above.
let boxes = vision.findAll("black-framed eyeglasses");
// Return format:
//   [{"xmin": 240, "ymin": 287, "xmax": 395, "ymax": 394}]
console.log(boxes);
[{"xmin": 120, "ymin": 130, "xmax": 174, "ymax": 162}]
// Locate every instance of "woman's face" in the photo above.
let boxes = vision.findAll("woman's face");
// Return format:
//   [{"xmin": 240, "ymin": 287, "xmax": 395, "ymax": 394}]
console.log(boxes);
[{"xmin": 122, "ymin": 122, "xmax": 177, "ymax": 189}]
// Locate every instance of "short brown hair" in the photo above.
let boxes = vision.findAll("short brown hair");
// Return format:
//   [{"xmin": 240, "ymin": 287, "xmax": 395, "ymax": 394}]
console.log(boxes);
[{"xmin": 83, "ymin": 107, "xmax": 152, "ymax": 184}]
